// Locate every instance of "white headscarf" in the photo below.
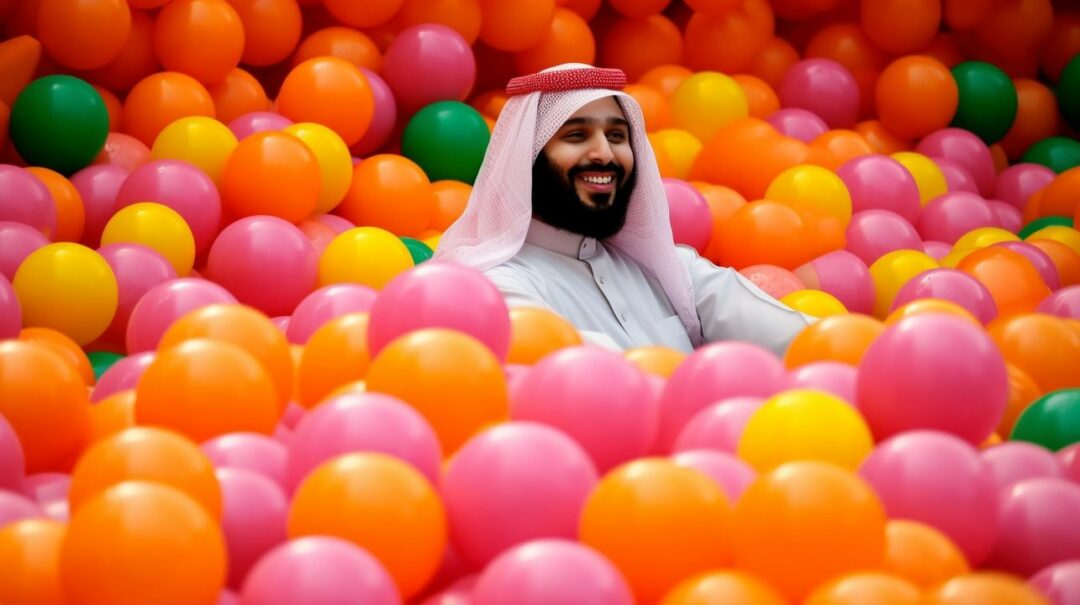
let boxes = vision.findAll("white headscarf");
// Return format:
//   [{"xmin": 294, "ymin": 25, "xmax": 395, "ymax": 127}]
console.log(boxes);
[{"xmin": 434, "ymin": 63, "xmax": 703, "ymax": 346}]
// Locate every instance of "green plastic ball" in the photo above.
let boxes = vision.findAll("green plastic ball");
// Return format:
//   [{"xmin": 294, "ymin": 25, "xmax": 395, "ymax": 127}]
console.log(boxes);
[
  {"xmin": 87, "ymin": 351, "xmax": 124, "ymax": 380},
  {"xmin": 950, "ymin": 61, "xmax": 1018, "ymax": 145},
  {"xmin": 1019, "ymin": 215, "xmax": 1074, "ymax": 240},
  {"xmin": 1011, "ymin": 389, "xmax": 1080, "ymax": 451},
  {"xmin": 402, "ymin": 101, "xmax": 490, "ymax": 184},
  {"xmin": 400, "ymin": 236, "xmax": 434, "ymax": 264},
  {"xmin": 9, "ymin": 75, "xmax": 109, "ymax": 175},
  {"xmin": 1021, "ymin": 136, "xmax": 1080, "ymax": 173},
  {"xmin": 1058, "ymin": 54, "xmax": 1080, "ymax": 132}
]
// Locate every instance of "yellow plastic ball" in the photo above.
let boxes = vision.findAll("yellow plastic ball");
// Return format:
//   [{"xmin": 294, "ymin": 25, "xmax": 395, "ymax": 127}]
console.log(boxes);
[
  {"xmin": 100, "ymin": 202, "xmax": 196, "ymax": 276},
  {"xmin": 648, "ymin": 129, "xmax": 703, "ymax": 181},
  {"xmin": 150, "ymin": 116, "xmax": 238, "ymax": 185},
  {"xmin": 953, "ymin": 227, "xmax": 1020, "ymax": 253},
  {"xmin": 13, "ymin": 243, "xmax": 118, "ymax": 345},
  {"xmin": 670, "ymin": 71, "xmax": 749, "ymax": 144},
  {"xmin": 869, "ymin": 250, "xmax": 940, "ymax": 318},
  {"xmin": 766, "ymin": 164, "xmax": 853, "ymax": 226},
  {"xmin": 1025, "ymin": 225, "xmax": 1080, "ymax": 257},
  {"xmin": 891, "ymin": 152, "xmax": 947, "ymax": 205},
  {"xmin": 318, "ymin": 227, "xmax": 414, "ymax": 289},
  {"xmin": 780, "ymin": 289, "xmax": 848, "ymax": 318},
  {"xmin": 284, "ymin": 122, "xmax": 353, "ymax": 215}
]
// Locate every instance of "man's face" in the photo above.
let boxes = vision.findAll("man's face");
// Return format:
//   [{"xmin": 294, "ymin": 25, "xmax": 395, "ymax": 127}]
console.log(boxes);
[{"xmin": 532, "ymin": 96, "xmax": 636, "ymax": 239}]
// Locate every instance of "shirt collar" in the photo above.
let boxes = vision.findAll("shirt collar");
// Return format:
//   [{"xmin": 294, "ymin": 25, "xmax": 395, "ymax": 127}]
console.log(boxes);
[{"xmin": 524, "ymin": 219, "xmax": 599, "ymax": 260}]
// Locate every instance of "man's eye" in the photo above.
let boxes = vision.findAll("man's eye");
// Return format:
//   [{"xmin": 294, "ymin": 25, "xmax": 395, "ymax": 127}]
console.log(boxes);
[
  {"xmin": 608, "ymin": 131, "xmax": 627, "ymax": 141},
  {"xmin": 564, "ymin": 131, "xmax": 585, "ymax": 140}
]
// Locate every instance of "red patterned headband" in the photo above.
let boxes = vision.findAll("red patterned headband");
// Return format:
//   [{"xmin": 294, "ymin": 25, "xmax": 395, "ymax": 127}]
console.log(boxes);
[{"xmin": 505, "ymin": 67, "xmax": 627, "ymax": 97}]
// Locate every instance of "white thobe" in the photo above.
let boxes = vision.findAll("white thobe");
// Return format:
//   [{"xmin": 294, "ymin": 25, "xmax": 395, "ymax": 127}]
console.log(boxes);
[{"xmin": 484, "ymin": 220, "xmax": 811, "ymax": 355}]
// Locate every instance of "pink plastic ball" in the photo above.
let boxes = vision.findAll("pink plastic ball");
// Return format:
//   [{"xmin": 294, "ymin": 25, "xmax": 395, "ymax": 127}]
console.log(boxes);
[
  {"xmin": 0, "ymin": 164, "xmax": 57, "ymax": 239},
  {"xmin": 916, "ymin": 128, "xmax": 996, "ymax": 197},
  {"xmin": 916, "ymin": 192, "xmax": 997, "ymax": 244},
  {"xmin": 738, "ymin": 264, "xmax": 805, "ymax": 299},
  {"xmin": 512, "ymin": 347, "xmax": 657, "ymax": 471},
  {"xmin": 473, "ymin": 540, "xmax": 634, "ymax": 605},
  {"xmin": 0, "ymin": 413, "xmax": 25, "ymax": 492},
  {"xmin": 201, "ymin": 432, "xmax": 288, "ymax": 490},
  {"xmin": 115, "ymin": 159, "xmax": 223, "ymax": 256},
  {"xmin": 890, "ymin": 268, "xmax": 998, "ymax": 324},
  {"xmin": 216, "ymin": 468, "xmax": 288, "ymax": 589},
  {"xmin": 987, "ymin": 199, "xmax": 1023, "ymax": 233},
  {"xmin": 1029, "ymin": 561, "xmax": 1080, "ymax": 605},
  {"xmin": 69, "ymin": 164, "xmax": 130, "ymax": 248},
  {"xmin": 313, "ymin": 213, "xmax": 354, "ymax": 233},
  {"xmin": 0, "ymin": 491, "xmax": 43, "ymax": 526},
  {"xmin": 671, "ymin": 397, "xmax": 764, "ymax": 455},
  {"xmin": 857, "ymin": 314, "xmax": 1007, "ymax": 445},
  {"xmin": 125, "ymin": 277, "xmax": 238, "ymax": 353},
  {"xmin": 935, "ymin": 157, "xmax": 979, "ymax": 194},
  {"xmin": 981, "ymin": 442, "xmax": 1064, "ymax": 492},
  {"xmin": 418, "ymin": 576, "xmax": 475, "ymax": 605},
  {"xmin": 0, "ymin": 221, "xmax": 49, "ymax": 280},
  {"xmin": 97, "ymin": 243, "xmax": 179, "ymax": 350},
  {"xmin": 286, "ymin": 284, "xmax": 377, "ymax": 345},
  {"xmin": 351, "ymin": 68, "xmax": 398, "ymax": 157},
  {"xmin": 206, "ymin": 216, "xmax": 318, "ymax": 317},
  {"xmin": 285, "ymin": 392, "xmax": 442, "ymax": 491},
  {"xmin": 777, "ymin": 58, "xmax": 860, "ymax": 129},
  {"xmin": 216, "ymin": 590, "xmax": 240, "ymax": 605},
  {"xmin": 922, "ymin": 240, "xmax": 951, "ymax": 259},
  {"xmin": 793, "ymin": 250, "xmax": 875, "ymax": 314},
  {"xmin": 1060, "ymin": 444, "xmax": 1080, "ymax": 485},
  {"xmin": 994, "ymin": 163, "xmax": 1055, "ymax": 211},
  {"xmin": 441, "ymin": 423, "xmax": 598, "ymax": 569},
  {"xmin": 657, "ymin": 341, "xmax": 785, "ymax": 451},
  {"xmin": 663, "ymin": 177, "xmax": 712, "ymax": 254},
  {"xmin": 94, "ymin": 132, "xmax": 151, "ymax": 171},
  {"xmin": 227, "ymin": 111, "xmax": 293, "ymax": 140},
  {"xmin": 670, "ymin": 449, "xmax": 757, "ymax": 501},
  {"xmin": 91, "ymin": 351, "xmax": 155, "ymax": 402},
  {"xmin": 845, "ymin": 209, "xmax": 924, "ymax": 265},
  {"xmin": 766, "ymin": 107, "xmax": 829, "ymax": 143},
  {"xmin": 241, "ymin": 537, "xmax": 400, "ymax": 605},
  {"xmin": 837, "ymin": 154, "xmax": 922, "ymax": 224},
  {"xmin": 20, "ymin": 472, "xmax": 70, "ymax": 521},
  {"xmin": 0, "ymin": 274, "xmax": 20, "ymax": 340},
  {"xmin": 994, "ymin": 241, "xmax": 1061, "ymax": 290},
  {"xmin": 786, "ymin": 361, "xmax": 858, "ymax": 404},
  {"xmin": 367, "ymin": 261, "xmax": 510, "ymax": 359},
  {"xmin": 987, "ymin": 479, "xmax": 1080, "ymax": 576},
  {"xmin": 381, "ymin": 24, "xmax": 477, "ymax": 113},
  {"xmin": 1037, "ymin": 286, "xmax": 1080, "ymax": 320}
]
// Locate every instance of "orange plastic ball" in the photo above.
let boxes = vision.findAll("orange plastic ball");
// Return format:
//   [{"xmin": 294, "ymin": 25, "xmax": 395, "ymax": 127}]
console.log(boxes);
[
  {"xmin": 365, "ymin": 328, "xmax": 508, "ymax": 453},
  {"xmin": 997, "ymin": 364, "xmax": 1043, "ymax": 440},
  {"xmin": 292, "ymin": 27, "xmax": 383, "ymax": 72},
  {"xmin": 998, "ymin": 79, "xmax": 1059, "ymax": 161},
  {"xmin": 957, "ymin": 247, "xmax": 1051, "ymax": 318},
  {"xmin": 506, "ymin": 307, "xmax": 582, "ymax": 365},
  {"xmin": 783, "ymin": 313, "xmax": 886, "ymax": 368},
  {"xmin": 25, "ymin": 167, "xmax": 85, "ymax": 243},
  {"xmin": 122, "ymin": 71, "xmax": 214, "ymax": 146},
  {"xmin": 398, "ymin": 0, "xmax": 483, "ymax": 45},
  {"xmin": 855, "ymin": 120, "xmax": 912, "ymax": 154},
  {"xmin": 715, "ymin": 199, "xmax": 824, "ymax": 269},
  {"xmin": 0, "ymin": 519, "xmax": 67, "ymax": 605},
  {"xmin": 1038, "ymin": 167, "xmax": 1080, "ymax": 220},
  {"xmin": 806, "ymin": 22, "xmax": 889, "ymax": 119},
  {"xmin": 1027, "ymin": 239, "xmax": 1080, "ymax": 287},
  {"xmin": 287, "ymin": 453, "xmax": 447, "ymax": 599},
  {"xmin": 220, "ymin": 130, "xmax": 320, "ymax": 223},
  {"xmin": 515, "ymin": 8, "xmax": 596, "ymax": 75},
  {"xmin": 638, "ymin": 64, "xmax": 692, "ymax": 97},
  {"xmin": 1039, "ymin": 11, "xmax": 1080, "ymax": 83},
  {"xmin": 989, "ymin": 313, "xmax": 1080, "ymax": 393},
  {"xmin": 749, "ymin": 36, "xmax": 800, "ymax": 91},
  {"xmin": 699, "ymin": 183, "xmax": 749, "ymax": 263},
  {"xmin": 297, "ymin": 313, "xmax": 371, "ymax": 408},
  {"xmin": 158, "ymin": 304, "xmax": 293, "ymax": 412},
  {"xmin": 624, "ymin": 346, "xmax": 686, "ymax": 378},
  {"xmin": 334, "ymin": 154, "xmax": 436, "ymax": 237},
  {"xmin": 973, "ymin": 0, "xmax": 1053, "ymax": 76},
  {"xmin": 37, "ymin": 0, "xmax": 131, "ymax": 70},
  {"xmin": 93, "ymin": 86, "xmax": 122, "ymax": 132},
  {"xmin": 579, "ymin": 459, "xmax": 733, "ymax": 604},
  {"xmin": 660, "ymin": 570, "xmax": 787, "ymax": 605},
  {"xmin": 19, "ymin": 327, "xmax": 94, "ymax": 386},
  {"xmin": 925, "ymin": 573, "xmax": 1052, "ymax": 605},
  {"xmin": 135, "ymin": 339, "xmax": 280, "ymax": 442},
  {"xmin": 883, "ymin": 520, "xmax": 971, "ymax": 589},
  {"xmin": 875, "ymin": 55, "xmax": 958, "ymax": 141},
  {"xmin": 231, "ymin": 0, "xmax": 302, "ymax": 67},
  {"xmin": 277, "ymin": 57, "xmax": 375, "ymax": 147},
  {"xmin": 860, "ymin": 0, "xmax": 941, "ymax": 54},
  {"xmin": 60, "ymin": 482, "xmax": 227, "ymax": 605},
  {"xmin": 87, "ymin": 390, "xmax": 136, "ymax": 444},
  {"xmin": 733, "ymin": 462, "xmax": 887, "ymax": 601},
  {"xmin": 804, "ymin": 573, "xmax": 923, "ymax": 605},
  {"xmin": 469, "ymin": 90, "xmax": 508, "ymax": 120},
  {"xmin": 429, "ymin": 180, "xmax": 471, "ymax": 231},
  {"xmin": 83, "ymin": 9, "xmax": 159, "ymax": 93},
  {"xmin": 944, "ymin": 0, "xmax": 994, "ymax": 31},
  {"xmin": 0, "ymin": 341, "xmax": 91, "ymax": 474},
  {"xmin": 732, "ymin": 75, "xmax": 780, "ymax": 120},
  {"xmin": 324, "ymin": 0, "xmax": 403, "ymax": 28},
  {"xmin": 690, "ymin": 118, "xmax": 810, "ymax": 199},
  {"xmin": 478, "ymin": 0, "xmax": 556, "ymax": 52},
  {"xmin": 600, "ymin": 15, "xmax": 682, "ymax": 83},
  {"xmin": 885, "ymin": 298, "xmax": 982, "ymax": 327},
  {"xmin": 153, "ymin": 0, "xmax": 243, "ymax": 86},
  {"xmin": 207, "ymin": 68, "xmax": 269, "ymax": 124},
  {"xmin": 68, "ymin": 427, "xmax": 222, "ymax": 518},
  {"xmin": 809, "ymin": 129, "xmax": 874, "ymax": 170},
  {"xmin": 684, "ymin": 0, "xmax": 775, "ymax": 74}
]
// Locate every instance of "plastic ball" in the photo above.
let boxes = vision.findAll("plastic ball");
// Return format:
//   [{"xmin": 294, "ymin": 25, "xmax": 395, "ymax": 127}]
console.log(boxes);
[
  {"xmin": 100, "ymin": 203, "xmax": 195, "ymax": 277},
  {"xmin": 683, "ymin": 0, "xmax": 774, "ymax": 75},
  {"xmin": 153, "ymin": 0, "xmax": 243, "ymax": 86},
  {"xmin": 891, "ymin": 151, "xmax": 948, "ymax": 205},
  {"xmin": 670, "ymin": 71, "xmax": 749, "ymax": 144},
  {"xmin": 472, "ymin": 540, "xmax": 633, "ymax": 605},
  {"xmin": 1030, "ymin": 561, "xmax": 1080, "ymax": 605},
  {"xmin": 125, "ymin": 277, "xmax": 237, "ymax": 353},
  {"xmin": 13, "ymin": 243, "xmax": 117, "ymax": 345},
  {"xmin": 766, "ymin": 108, "xmax": 829, "ymax": 143},
  {"xmin": 999, "ymin": 79, "xmax": 1059, "ymax": 161},
  {"xmin": 351, "ymin": 68, "xmax": 398, "ymax": 157},
  {"xmin": 317, "ymin": 227, "xmax": 414, "ymax": 289},
  {"xmin": 1012, "ymin": 389, "xmax": 1080, "ymax": 452},
  {"xmin": 1058, "ymin": 54, "xmax": 1080, "ymax": 131},
  {"xmin": 804, "ymin": 573, "xmax": 923, "ymax": 605},
  {"xmin": 478, "ymin": 0, "xmax": 556, "ymax": 52},
  {"xmin": 890, "ymin": 268, "xmax": 998, "ymax": 324},
  {"xmin": 334, "ymin": 154, "xmax": 437, "ymax": 237},
  {"xmin": 957, "ymin": 246, "xmax": 1052, "ymax": 318},
  {"xmin": 663, "ymin": 178, "xmax": 712, "ymax": 254},
  {"xmin": 207, "ymin": 68, "xmax": 270, "ymax": 125},
  {"xmin": 648, "ymin": 130, "xmax": 702, "ymax": 180},
  {"xmin": 283, "ymin": 122, "xmax": 353, "ymax": 215},
  {"xmin": 1021, "ymin": 136, "xmax": 1080, "ymax": 174},
  {"xmin": 114, "ymin": 160, "xmax": 221, "ymax": 257},
  {"xmin": 122, "ymin": 72, "xmax": 215, "ymax": 147},
  {"xmin": 917, "ymin": 128, "xmax": 997, "ymax": 196},
  {"xmin": 925, "ymin": 573, "xmax": 1052, "ymax": 605},
  {"xmin": 402, "ymin": 101, "xmax": 489, "ymax": 184},
  {"xmin": 10, "ymin": 76, "xmax": 109, "ymax": 175},
  {"xmin": 779, "ymin": 289, "xmax": 847, "ymax": 317},
  {"xmin": 949, "ymin": 61, "xmax": 1018, "ymax": 145},
  {"xmin": 220, "ymin": 131, "xmax": 320, "ymax": 223},
  {"xmin": 295, "ymin": 313, "xmax": 371, "ymax": 409},
  {"xmin": 876, "ymin": 56, "xmax": 958, "ymax": 141},
  {"xmin": 37, "ymin": 0, "xmax": 131, "ymax": 70},
  {"xmin": 660, "ymin": 570, "xmax": 787, "ymax": 605},
  {"xmin": 844, "ymin": 210, "xmax": 922, "ymax": 266},
  {"xmin": 150, "ymin": 116, "xmax": 237, "ymax": 186},
  {"xmin": 0, "ymin": 169, "xmax": 56, "ymax": 245},
  {"xmin": 0, "ymin": 519, "xmax": 67, "ymax": 604},
  {"xmin": 882, "ymin": 520, "xmax": 970, "ymax": 589},
  {"xmin": 794, "ymin": 250, "xmax": 875, "ymax": 314},
  {"xmin": 241, "ymin": 537, "xmax": 399, "ymax": 605},
  {"xmin": 286, "ymin": 284, "xmax": 376, "ymax": 345},
  {"xmin": 778, "ymin": 58, "xmax": 860, "ymax": 129},
  {"xmin": 25, "ymin": 167, "xmax": 84, "ymax": 244},
  {"xmin": 766, "ymin": 163, "xmax": 853, "ymax": 226},
  {"xmin": 277, "ymin": 57, "xmax": 374, "ymax": 147}
]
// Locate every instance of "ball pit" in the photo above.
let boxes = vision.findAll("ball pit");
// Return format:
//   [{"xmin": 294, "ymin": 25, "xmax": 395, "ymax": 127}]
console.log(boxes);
[{"xmin": 2, "ymin": 1, "xmax": 1080, "ymax": 603}]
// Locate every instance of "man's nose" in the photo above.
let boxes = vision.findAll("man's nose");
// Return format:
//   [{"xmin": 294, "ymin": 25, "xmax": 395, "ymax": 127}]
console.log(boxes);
[{"xmin": 586, "ymin": 135, "xmax": 615, "ymax": 164}]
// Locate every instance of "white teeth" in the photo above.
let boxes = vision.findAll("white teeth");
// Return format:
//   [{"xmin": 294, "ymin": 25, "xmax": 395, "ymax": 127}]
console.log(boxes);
[{"xmin": 582, "ymin": 175, "xmax": 613, "ymax": 184}]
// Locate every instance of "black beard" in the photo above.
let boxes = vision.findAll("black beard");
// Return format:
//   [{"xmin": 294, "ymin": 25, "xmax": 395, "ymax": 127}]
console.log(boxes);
[{"xmin": 531, "ymin": 154, "xmax": 636, "ymax": 240}]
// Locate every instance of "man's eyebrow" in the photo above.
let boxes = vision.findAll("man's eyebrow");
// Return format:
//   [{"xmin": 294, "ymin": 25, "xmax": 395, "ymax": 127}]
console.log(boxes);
[{"xmin": 560, "ymin": 116, "xmax": 630, "ymax": 128}]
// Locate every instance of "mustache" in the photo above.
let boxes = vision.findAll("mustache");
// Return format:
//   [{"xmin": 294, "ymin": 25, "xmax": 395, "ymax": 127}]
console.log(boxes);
[{"xmin": 567, "ymin": 162, "xmax": 625, "ymax": 182}]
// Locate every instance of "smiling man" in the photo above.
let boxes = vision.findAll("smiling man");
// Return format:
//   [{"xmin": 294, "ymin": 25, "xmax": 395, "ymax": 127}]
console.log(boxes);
[{"xmin": 435, "ymin": 64, "xmax": 810, "ymax": 354}]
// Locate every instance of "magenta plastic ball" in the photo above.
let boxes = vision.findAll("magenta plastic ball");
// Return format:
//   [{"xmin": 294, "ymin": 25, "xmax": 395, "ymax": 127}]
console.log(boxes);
[
  {"xmin": 206, "ymin": 216, "xmax": 318, "ymax": 317},
  {"xmin": 0, "ymin": 413, "xmax": 25, "ymax": 492},
  {"xmin": 987, "ymin": 199, "xmax": 1023, "ymax": 233},
  {"xmin": 216, "ymin": 590, "xmax": 240, "ymax": 605},
  {"xmin": 381, "ymin": 24, "xmax": 477, "ymax": 113},
  {"xmin": 777, "ymin": 58, "xmax": 860, "ymax": 128},
  {"xmin": 858, "ymin": 430, "xmax": 999, "ymax": 566},
  {"xmin": 227, "ymin": 111, "xmax": 293, "ymax": 140},
  {"xmin": 442, "ymin": 422, "xmax": 598, "ymax": 569},
  {"xmin": 473, "ymin": 540, "xmax": 634, "ymax": 605},
  {"xmin": 987, "ymin": 479, "xmax": 1080, "ymax": 576},
  {"xmin": 845, "ymin": 209, "xmax": 923, "ymax": 265},
  {"xmin": 671, "ymin": 397, "xmax": 764, "ymax": 455},
  {"xmin": 286, "ymin": 392, "xmax": 442, "ymax": 491},
  {"xmin": 738, "ymin": 264, "xmax": 805, "ymax": 299},
  {"xmin": 922, "ymin": 240, "xmax": 951, "ymax": 260},
  {"xmin": 794, "ymin": 250, "xmax": 875, "ymax": 314},
  {"xmin": 21, "ymin": 472, "xmax": 70, "ymax": 521},
  {"xmin": 857, "ymin": 314, "xmax": 1007, "ymax": 445},
  {"xmin": 115, "ymin": 159, "xmax": 223, "ymax": 256},
  {"xmin": 241, "ymin": 536, "xmax": 401, "ymax": 605},
  {"xmin": 981, "ymin": 442, "xmax": 1064, "ymax": 492},
  {"xmin": 367, "ymin": 261, "xmax": 510, "ymax": 359},
  {"xmin": 657, "ymin": 342, "xmax": 785, "ymax": 451},
  {"xmin": 512, "ymin": 347, "xmax": 657, "ymax": 471},
  {"xmin": 0, "ymin": 491, "xmax": 43, "ymax": 526},
  {"xmin": 0, "ymin": 274, "xmax": 20, "ymax": 340},
  {"xmin": 890, "ymin": 268, "xmax": 998, "ymax": 324},
  {"xmin": 934, "ymin": 157, "xmax": 979, "ymax": 194},
  {"xmin": 201, "ymin": 432, "xmax": 288, "ymax": 490},
  {"xmin": 786, "ymin": 361, "xmax": 858, "ymax": 404},
  {"xmin": 663, "ymin": 177, "xmax": 712, "ymax": 254},
  {"xmin": 0, "ymin": 164, "xmax": 57, "ymax": 239},
  {"xmin": 286, "ymin": 284, "xmax": 377, "ymax": 345},
  {"xmin": 994, "ymin": 163, "xmax": 1056, "ymax": 211},
  {"xmin": 1037, "ymin": 286, "xmax": 1080, "ymax": 319},
  {"xmin": 837, "ymin": 154, "xmax": 922, "ymax": 224},
  {"xmin": 0, "ymin": 221, "xmax": 48, "ymax": 281},
  {"xmin": 1029, "ymin": 561, "xmax": 1080, "ymax": 605},
  {"xmin": 916, "ymin": 128, "xmax": 996, "ymax": 197},
  {"xmin": 351, "ymin": 68, "xmax": 398, "ymax": 157},
  {"xmin": 994, "ymin": 241, "xmax": 1061, "ymax": 290},
  {"xmin": 97, "ymin": 243, "xmax": 179, "ymax": 350},
  {"xmin": 418, "ymin": 577, "xmax": 475, "ymax": 605},
  {"xmin": 670, "ymin": 449, "xmax": 756, "ymax": 501},
  {"xmin": 916, "ymin": 192, "xmax": 997, "ymax": 244},
  {"xmin": 91, "ymin": 350, "xmax": 155, "ymax": 402},
  {"xmin": 765, "ymin": 107, "xmax": 829, "ymax": 142},
  {"xmin": 125, "ymin": 277, "xmax": 238, "ymax": 353},
  {"xmin": 216, "ymin": 468, "xmax": 288, "ymax": 589},
  {"xmin": 69, "ymin": 164, "xmax": 130, "ymax": 248}
]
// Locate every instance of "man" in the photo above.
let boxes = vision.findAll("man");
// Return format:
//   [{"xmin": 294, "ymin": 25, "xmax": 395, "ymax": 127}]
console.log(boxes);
[{"xmin": 434, "ymin": 64, "xmax": 810, "ymax": 355}]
